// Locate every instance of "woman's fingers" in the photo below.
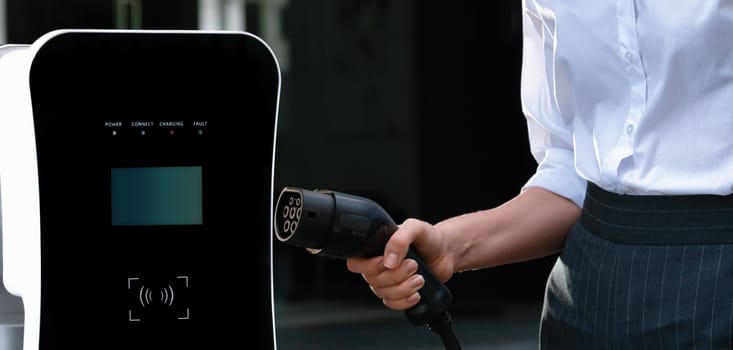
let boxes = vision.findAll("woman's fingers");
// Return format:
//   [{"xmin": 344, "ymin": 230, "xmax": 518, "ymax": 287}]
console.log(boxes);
[{"xmin": 346, "ymin": 257, "xmax": 424, "ymax": 310}]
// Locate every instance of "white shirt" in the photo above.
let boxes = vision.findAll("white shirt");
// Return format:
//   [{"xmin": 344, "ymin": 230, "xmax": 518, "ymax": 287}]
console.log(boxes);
[{"xmin": 520, "ymin": 0, "xmax": 733, "ymax": 208}]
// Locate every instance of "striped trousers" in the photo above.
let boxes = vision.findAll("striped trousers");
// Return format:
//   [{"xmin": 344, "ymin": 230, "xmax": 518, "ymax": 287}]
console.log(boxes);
[{"xmin": 540, "ymin": 183, "xmax": 733, "ymax": 349}]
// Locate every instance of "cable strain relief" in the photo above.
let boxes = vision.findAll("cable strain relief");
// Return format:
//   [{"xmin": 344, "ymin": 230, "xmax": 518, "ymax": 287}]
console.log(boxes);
[{"xmin": 426, "ymin": 311, "xmax": 453, "ymax": 335}]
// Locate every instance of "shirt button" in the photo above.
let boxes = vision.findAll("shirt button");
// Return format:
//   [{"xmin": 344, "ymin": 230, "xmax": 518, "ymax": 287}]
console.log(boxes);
[
  {"xmin": 624, "ymin": 51, "xmax": 633, "ymax": 61},
  {"xmin": 626, "ymin": 124, "xmax": 634, "ymax": 134}
]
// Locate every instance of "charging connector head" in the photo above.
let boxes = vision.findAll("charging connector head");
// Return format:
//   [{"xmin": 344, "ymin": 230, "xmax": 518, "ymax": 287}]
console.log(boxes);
[{"xmin": 274, "ymin": 187, "xmax": 393, "ymax": 259}]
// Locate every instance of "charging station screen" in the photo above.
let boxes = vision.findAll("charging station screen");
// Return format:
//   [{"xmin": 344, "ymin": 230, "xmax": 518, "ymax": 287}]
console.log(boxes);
[{"xmin": 111, "ymin": 166, "xmax": 203, "ymax": 226}]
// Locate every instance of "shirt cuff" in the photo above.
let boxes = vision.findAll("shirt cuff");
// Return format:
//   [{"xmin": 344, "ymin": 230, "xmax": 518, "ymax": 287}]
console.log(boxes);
[{"xmin": 521, "ymin": 149, "xmax": 587, "ymax": 208}]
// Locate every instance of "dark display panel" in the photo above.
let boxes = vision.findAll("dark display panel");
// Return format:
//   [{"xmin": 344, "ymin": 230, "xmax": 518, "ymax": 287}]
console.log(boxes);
[{"xmin": 111, "ymin": 166, "xmax": 203, "ymax": 226}]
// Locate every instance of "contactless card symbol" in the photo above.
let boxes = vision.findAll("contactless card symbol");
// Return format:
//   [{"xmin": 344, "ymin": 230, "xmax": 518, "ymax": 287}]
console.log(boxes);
[
  {"xmin": 128, "ymin": 276, "xmax": 190, "ymax": 322},
  {"xmin": 138, "ymin": 284, "xmax": 174, "ymax": 307}
]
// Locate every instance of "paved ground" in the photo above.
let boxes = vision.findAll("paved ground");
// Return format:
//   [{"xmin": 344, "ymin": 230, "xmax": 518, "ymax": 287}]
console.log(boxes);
[{"xmin": 274, "ymin": 300, "xmax": 542, "ymax": 350}]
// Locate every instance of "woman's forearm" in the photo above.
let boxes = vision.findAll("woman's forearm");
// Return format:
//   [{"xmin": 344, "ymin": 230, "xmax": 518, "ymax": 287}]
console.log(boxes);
[{"xmin": 437, "ymin": 186, "xmax": 581, "ymax": 274}]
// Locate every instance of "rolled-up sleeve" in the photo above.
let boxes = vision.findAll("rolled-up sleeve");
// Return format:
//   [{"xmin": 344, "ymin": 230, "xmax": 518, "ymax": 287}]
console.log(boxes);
[{"xmin": 521, "ymin": 116, "xmax": 586, "ymax": 208}]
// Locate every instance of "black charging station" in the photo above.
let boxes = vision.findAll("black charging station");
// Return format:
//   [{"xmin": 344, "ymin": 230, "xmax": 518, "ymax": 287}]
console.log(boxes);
[{"xmin": 0, "ymin": 30, "xmax": 280, "ymax": 349}]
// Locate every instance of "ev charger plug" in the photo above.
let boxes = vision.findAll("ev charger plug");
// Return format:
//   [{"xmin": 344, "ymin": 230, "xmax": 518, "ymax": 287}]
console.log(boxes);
[{"xmin": 274, "ymin": 187, "xmax": 462, "ymax": 350}]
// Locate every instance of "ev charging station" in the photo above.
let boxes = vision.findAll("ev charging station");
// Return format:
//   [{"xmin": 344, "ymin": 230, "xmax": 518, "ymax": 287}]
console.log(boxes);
[{"xmin": 0, "ymin": 29, "xmax": 280, "ymax": 349}]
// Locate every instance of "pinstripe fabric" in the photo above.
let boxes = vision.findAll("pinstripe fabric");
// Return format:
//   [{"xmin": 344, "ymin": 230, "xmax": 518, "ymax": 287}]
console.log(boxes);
[{"xmin": 540, "ymin": 185, "xmax": 733, "ymax": 349}]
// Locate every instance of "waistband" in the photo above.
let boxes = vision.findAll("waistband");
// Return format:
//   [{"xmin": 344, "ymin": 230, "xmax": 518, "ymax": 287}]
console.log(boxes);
[{"xmin": 580, "ymin": 182, "xmax": 733, "ymax": 244}]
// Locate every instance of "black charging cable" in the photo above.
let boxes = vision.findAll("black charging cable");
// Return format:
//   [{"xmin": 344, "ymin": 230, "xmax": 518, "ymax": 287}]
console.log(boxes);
[
  {"xmin": 429, "ymin": 311, "xmax": 461, "ymax": 350},
  {"xmin": 274, "ymin": 187, "xmax": 463, "ymax": 350}
]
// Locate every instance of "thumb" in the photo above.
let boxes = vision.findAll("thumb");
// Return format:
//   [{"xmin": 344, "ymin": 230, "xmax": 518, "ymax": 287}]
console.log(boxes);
[{"xmin": 382, "ymin": 218, "xmax": 429, "ymax": 269}]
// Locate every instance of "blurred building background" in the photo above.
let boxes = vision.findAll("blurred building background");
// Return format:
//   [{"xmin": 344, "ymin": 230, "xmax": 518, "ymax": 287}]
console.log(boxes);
[{"xmin": 0, "ymin": 1, "xmax": 557, "ymax": 348}]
